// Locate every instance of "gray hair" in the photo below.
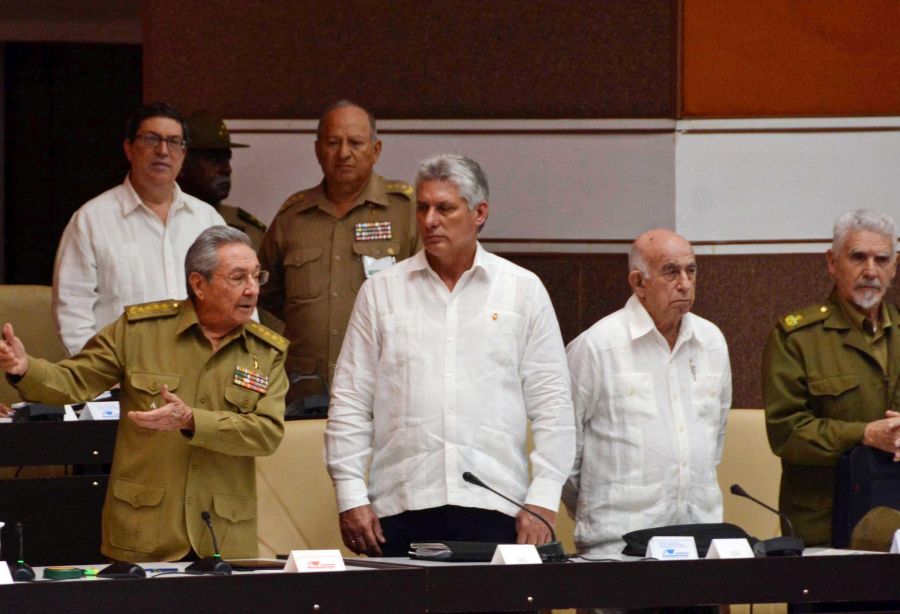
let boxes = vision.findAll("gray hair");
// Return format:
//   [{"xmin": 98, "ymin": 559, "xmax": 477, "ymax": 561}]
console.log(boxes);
[
  {"xmin": 832, "ymin": 209, "xmax": 898, "ymax": 254},
  {"xmin": 628, "ymin": 243, "xmax": 648, "ymax": 276},
  {"xmin": 414, "ymin": 154, "xmax": 489, "ymax": 211},
  {"xmin": 317, "ymin": 99, "xmax": 378, "ymax": 142},
  {"xmin": 185, "ymin": 225, "xmax": 252, "ymax": 298}
]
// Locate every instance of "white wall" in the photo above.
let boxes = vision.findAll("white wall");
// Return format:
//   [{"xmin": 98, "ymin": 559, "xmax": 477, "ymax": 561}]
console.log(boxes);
[{"xmin": 227, "ymin": 117, "xmax": 900, "ymax": 254}]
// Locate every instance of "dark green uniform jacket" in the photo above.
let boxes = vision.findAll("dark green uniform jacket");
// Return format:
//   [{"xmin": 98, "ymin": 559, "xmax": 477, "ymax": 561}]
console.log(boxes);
[{"xmin": 763, "ymin": 291, "xmax": 900, "ymax": 546}]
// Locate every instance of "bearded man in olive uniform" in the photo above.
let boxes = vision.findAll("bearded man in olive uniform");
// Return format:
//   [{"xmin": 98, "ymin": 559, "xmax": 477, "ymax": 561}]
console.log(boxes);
[
  {"xmin": 763, "ymin": 209, "xmax": 900, "ymax": 546},
  {"xmin": 0, "ymin": 226, "xmax": 287, "ymax": 562},
  {"xmin": 258, "ymin": 100, "xmax": 419, "ymax": 407}
]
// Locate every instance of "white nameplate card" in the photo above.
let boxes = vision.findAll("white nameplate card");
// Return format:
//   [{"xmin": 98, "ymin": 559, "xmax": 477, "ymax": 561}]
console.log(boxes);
[
  {"xmin": 890, "ymin": 530, "xmax": 900, "ymax": 554},
  {"xmin": 647, "ymin": 536, "xmax": 698, "ymax": 560},
  {"xmin": 490, "ymin": 544, "xmax": 542, "ymax": 565},
  {"xmin": 0, "ymin": 561, "xmax": 12, "ymax": 585},
  {"xmin": 79, "ymin": 401, "xmax": 120, "ymax": 421},
  {"xmin": 706, "ymin": 538, "xmax": 755, "ymax": 559},
  {"xmin": 284, "ymin": 549, "xmax": 345, "ymax": 573}
]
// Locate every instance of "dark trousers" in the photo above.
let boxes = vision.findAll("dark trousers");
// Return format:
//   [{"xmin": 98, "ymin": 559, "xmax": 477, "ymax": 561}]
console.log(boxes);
[{"xmin": 379, "ymin": 505, "xmax": 517, "ymax": 557}]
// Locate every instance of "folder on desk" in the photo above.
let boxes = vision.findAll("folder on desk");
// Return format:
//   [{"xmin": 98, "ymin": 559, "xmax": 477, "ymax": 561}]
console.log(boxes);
[{"xmin": 409, "ymin": 541, "xmax": 499, "ymax": 562}]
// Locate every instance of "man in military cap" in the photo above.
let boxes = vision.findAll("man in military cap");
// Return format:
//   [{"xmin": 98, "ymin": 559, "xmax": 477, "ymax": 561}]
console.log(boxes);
[
  {"xmin": 258, "ymin": 100, "xmax": 418, "ymax": 410},
  {"xmin": 1, "ymin": 225, "xmax": 287, "ymax": 562},
  {"xmin": 178, "ymin": 110, "xmax": 267, "ymax": 250},
  {"xmin": 764, "ymin": 209, "xmax": 900, "ymax": 546}
]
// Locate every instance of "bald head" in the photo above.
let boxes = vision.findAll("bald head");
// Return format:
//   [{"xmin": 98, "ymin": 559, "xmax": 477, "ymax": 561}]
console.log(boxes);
[{"xmin": 628, "ymin": 229, "xmax": 696, "ymax": 340}]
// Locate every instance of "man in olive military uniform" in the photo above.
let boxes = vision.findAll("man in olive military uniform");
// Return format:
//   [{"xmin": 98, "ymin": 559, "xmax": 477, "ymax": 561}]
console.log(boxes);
[
  {"xmin": 178, "ymin": 110, "xmax": 267, "ymax": 250},
  {"xmin": 763, "ymin": 209, "xmax": 900, "ymax": 546},
  {"xmin": 0, "ymin": 226, "xmax": 287, "ymax": 563},
  {"xmin": 258, "ymin": 100, "xmax": 418, "ymax": 406}
]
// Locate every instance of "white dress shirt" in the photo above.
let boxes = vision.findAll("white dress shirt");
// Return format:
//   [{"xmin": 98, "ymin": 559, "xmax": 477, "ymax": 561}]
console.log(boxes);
[
  {"xmin": 325, "ymin": 243, "xmax": 575, "ymax": 519},
  {"xmin": 53, "ymin": 176, "xmax": 225, "ymax": 355},
  {"xmin": 563, "ymin": 294, "xmax": 732, "ymax": 555}
]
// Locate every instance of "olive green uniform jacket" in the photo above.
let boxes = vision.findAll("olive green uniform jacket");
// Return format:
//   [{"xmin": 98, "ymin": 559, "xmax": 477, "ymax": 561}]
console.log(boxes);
[
  {"xmin": 13, "ymin": 299, "xmax": 287, "ymax": 562},
  {"xmin": 762, "ymin": 291, "xmax": 900, "ymax": 546},
  {"xmin": 258, "ymin": 174, "xmax": 418, "ymax": 381},
  {"xmin": 218, "ymin": 203, "xmax": 267, "ymax": 252}
]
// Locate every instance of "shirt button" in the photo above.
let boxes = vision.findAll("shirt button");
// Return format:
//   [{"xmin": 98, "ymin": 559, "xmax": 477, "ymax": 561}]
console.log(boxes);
[
  {"xmin": 332, "ymin": 291, "xmax": 339, "ymax": 297},
  {"xmin": 331, "ymin": 328, "xmax": 338, "ymax": 335},
  {"xmin": 199, "ymin": 397, "xmax": 207, "ymax": 405},
  {"xmin": 334, "ymin": 255, "xmax": 341, "ymax": 261}
]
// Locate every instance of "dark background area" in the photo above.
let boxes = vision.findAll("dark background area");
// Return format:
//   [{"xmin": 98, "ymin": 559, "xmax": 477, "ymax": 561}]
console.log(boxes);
[{"xmin": 3, "ymin": 42, "xmax": 141, "ymax": 284}]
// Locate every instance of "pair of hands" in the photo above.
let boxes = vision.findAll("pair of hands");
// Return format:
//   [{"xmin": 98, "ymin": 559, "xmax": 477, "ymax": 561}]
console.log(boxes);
[
  {"xmin": 0, "ymin": 323, "xmax": 191, "ymax": 432},
  {"xmin": 864, "ymin": 409, "xmax": 900, "ymax": 461},
  {"xmin": 339, "ymin": 503, "xmax": 557, "ymax": 556}
]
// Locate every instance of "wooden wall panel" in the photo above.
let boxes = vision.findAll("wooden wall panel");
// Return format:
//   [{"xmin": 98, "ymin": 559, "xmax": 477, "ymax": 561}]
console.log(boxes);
[
  {"xmin": 142, "ymin": 0, "xmax": 676, "ymax": 119},
  {"xmin": 682, "ymin": 0, "xmax": 900, "ymax": 117},
  {"xmin": 503, "ymin": 251, "xmax": 898, "ymax": 410}
]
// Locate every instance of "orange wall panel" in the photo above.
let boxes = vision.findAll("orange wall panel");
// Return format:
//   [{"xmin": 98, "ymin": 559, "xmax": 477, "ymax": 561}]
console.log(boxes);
[{"xmin": 682, "ymin": 0, "xmax": 900, "ymax": 117}]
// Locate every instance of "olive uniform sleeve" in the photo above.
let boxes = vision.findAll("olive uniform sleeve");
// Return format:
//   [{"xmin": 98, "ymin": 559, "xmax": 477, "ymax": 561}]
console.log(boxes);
[
  {"xmin": 13, "ymin": 318, "xmax": 126, "ymax": 404},
  {"xmin": 762, "ymin": 325, "xmax": 868, "ymax": 467}
]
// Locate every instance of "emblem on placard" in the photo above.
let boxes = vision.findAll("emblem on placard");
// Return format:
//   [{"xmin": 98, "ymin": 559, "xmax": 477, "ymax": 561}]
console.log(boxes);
[
  {"xmin": 233, "ymin": 366, "xmax": 269, "ymax": 393},
  {"xmin": 355, "ymin": 221, "xmax": 392, "ymax": 241}
]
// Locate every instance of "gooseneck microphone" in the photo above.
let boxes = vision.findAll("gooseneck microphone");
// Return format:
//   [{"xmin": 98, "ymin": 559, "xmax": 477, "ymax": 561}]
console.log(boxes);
[
  {"xmin": 186, "ymin": 511, "xmax": 232, "ymax": 574},
  {"xmin": 730, "ymin": 484, "xmax": 804, "ymax": 557},
  {"xmin": 12, "ymin": 521, "xmax": 35, "ymax": 581},
  {"xmin": 462, "ymin": 471, "xmax": 568, "ymax": 562}
]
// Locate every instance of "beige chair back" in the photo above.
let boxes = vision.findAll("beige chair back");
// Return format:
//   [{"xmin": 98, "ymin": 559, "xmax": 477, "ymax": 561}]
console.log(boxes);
[{"xmin": 0, "ymin": 285, "xmax": 67, "ymax": 404}]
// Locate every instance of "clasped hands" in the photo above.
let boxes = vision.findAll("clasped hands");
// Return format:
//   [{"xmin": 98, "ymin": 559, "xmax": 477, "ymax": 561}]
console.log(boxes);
[{"xmin": 864, "ymin": 409, "xmax": 900, "ymax": 461}]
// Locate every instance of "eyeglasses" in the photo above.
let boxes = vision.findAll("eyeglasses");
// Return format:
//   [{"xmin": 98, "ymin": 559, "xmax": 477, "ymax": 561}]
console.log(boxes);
[
  {"xmin": 133, "ymin": 132, "xmax": 187, "ymax": 151},
  {"xmin": 213, "ymin": 270, "xmax": 270, "ymax": 287}
]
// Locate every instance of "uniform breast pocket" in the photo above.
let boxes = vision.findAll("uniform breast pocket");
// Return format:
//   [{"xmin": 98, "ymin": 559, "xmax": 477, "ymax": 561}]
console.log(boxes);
[
  {"xmin": 484, "ymin": 310, "xmax": 523, "ymax": 368},
  {"xmin": 352, "ymin": 241, "xmax": 401, "ymax": 291},
  {"xmin": 808, "ymin": 374, "xmax": 860, "ymax": 418},
  {"xmin": 611, "ymin": 373, "xmax": 656, "ymax": 423},
  {"xmin": 284, "ymin": 247, "xmax": 323, "ymax": 300},
  {"xmin": 225, "ymin": 385, "xmax": 261, "ymax": 414},
  {"xmin": 129, "ymin": 371, "xmax": 181, "ymax": 407}
]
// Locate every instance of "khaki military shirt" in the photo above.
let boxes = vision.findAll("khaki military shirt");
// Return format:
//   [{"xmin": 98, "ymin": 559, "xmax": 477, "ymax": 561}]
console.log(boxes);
[
  {"xmin": 258, "ymin": 173, "xmax": 419, "ymax": 381},
  {"xmin": 762, "ymin": 291, "xmax": 900, "ymax": 546},
  {"xmin": 218, "ymin": 203, "xmax": 267, "ymax": 251},
  {"xmin": 13, "ymin": 299, "xmax": 288, "ymax": 562}
]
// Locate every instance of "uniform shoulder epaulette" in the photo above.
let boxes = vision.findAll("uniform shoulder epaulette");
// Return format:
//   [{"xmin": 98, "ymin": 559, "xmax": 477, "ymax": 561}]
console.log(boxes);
[
  {"xmin": 275, "ymin": 191, "xmax": 306, "ymax": 216},
  {"xmin": 236, "ymin": 207, "xmax": 267, "ymax": 232},
  {"xmin": 246, "ymin": 321, "xmax": 289, "ymax": 352},
  {"xmin": 778, "ymin": 304, "xmax": 831, "ymax": 333},
  {"xmin": 384, "ymin": 180, "xmax": 414, "ymax": 199},
  {"xmin": 125, "ymin": 300, "xmax": 181, "ymax": 321}
]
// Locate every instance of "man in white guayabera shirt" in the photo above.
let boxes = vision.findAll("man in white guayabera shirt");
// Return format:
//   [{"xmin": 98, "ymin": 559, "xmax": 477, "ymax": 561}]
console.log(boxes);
[
  {"xmin": 326, "ymin": 153, "xmax": 575, "ymax": 557},
  {"xmin": 53, "ymin": 102, "xmax": 225, "ymax": 355},
  {"xmin": 563, "ymin": 229, "xmax": 732, "ymax": 561}
]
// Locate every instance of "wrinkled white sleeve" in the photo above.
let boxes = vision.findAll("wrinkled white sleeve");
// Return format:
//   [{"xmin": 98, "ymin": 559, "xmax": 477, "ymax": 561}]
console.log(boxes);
[
  {"xmin": 715, "ymin": 343, "xmax": 733, "ymax": 466},
  {"xmin": 53, "ymin": 213, "xmax": 99, "ymax": 356},
  {"xmin": 325, "ymin": 281, "xmax": 380, "ymax": 513},
  {"xmin": 561, "ymin": 331, "xmax": 601, "ymax": 518},
  {"xmin": 520, "ymin": 280, "xmax": 576, "ymax": 513}
]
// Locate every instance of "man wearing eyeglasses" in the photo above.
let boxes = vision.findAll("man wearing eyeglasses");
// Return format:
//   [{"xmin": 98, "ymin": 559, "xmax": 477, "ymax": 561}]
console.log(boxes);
[
  {"xmin": 1, "ymin": 226, "xmax": 287, "ymax": 562},
  {"xmin": 52, "ymin": 102, "xmax": 225, "ymax": 356}
]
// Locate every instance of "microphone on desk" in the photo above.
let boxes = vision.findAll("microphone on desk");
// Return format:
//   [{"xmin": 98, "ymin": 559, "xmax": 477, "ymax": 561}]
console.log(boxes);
[
  {"xmin": 461, "ymin": 471, "xmax": 568, "ymax": 562},
  {"xmin": 186, "ymin": 511, "xmax": 233, "ymax": 574},
  {"xmin": 730, "ymin": 484, "xmax": 804, "ymax": 557},
  {"xmin": 12, "ymin": 521, "xmax": 35, "ymax": 581}
]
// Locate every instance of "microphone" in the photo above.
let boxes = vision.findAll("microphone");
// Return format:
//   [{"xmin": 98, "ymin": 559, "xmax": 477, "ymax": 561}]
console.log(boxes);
[
  {"xmin": 12, "ymin": 522, "xmax": 35, "ymax": 581},
  {"xmin": 730, "ymin": 484, "xmax": 804, "ymax": 557},
  {"xmin": 185, "ymin": 511, "xmax": 232, "ymax": 574},
  {"xmin": 462, "ymin": 471, "xmax": 568, "ymax": 562}
]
